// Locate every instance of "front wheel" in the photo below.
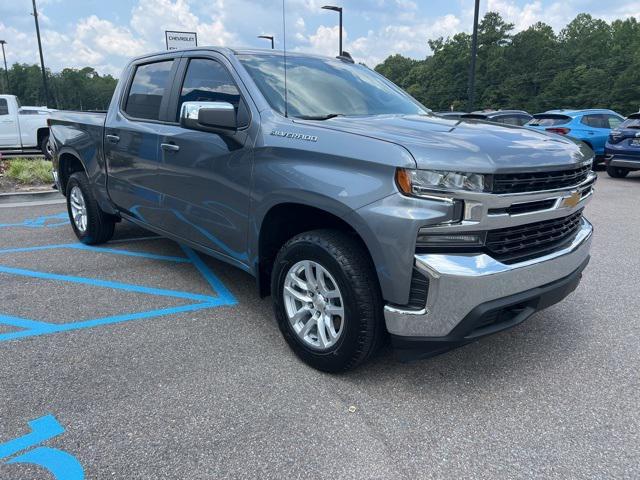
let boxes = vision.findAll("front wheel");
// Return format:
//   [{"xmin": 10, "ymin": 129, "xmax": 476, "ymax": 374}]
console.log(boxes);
[
  {"xmin": 66, "ymin": 172, "xmax": 115, "ymax": 244},
  {"xmin": 607, "ymin": 165, "xmax": 629, "ymax": 178},
  {"xmin": 271, "ymin": 230, "xmax": 385, "ymax": 372}
]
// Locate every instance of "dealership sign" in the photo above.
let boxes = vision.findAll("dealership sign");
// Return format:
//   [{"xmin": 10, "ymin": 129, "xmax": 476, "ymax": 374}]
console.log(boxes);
[{"xmin": 165, "ymin": 31, "xmax": 198, "ymax": 50}]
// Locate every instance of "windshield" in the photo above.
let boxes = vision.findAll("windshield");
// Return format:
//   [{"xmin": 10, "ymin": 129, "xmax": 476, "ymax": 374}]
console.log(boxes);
[{"xmin": 238, "ymin": 54, "xmax": 428, "ymax": 118}]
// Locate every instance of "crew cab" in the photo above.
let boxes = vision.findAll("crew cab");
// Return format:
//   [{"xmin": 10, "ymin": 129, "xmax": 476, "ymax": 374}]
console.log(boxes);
[
  {"xmin": 0, "ymin": 94, "xmax": 54, "ymax": 158},
  {"xmin": 49, "ymin": 48, "xmax": 595, "ymax": 372}
]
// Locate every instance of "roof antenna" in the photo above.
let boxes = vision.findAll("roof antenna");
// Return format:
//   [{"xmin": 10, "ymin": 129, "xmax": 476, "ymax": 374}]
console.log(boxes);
[{"xmin": 282, "ymin": 0, "xmax": 289, "ymax": 118}]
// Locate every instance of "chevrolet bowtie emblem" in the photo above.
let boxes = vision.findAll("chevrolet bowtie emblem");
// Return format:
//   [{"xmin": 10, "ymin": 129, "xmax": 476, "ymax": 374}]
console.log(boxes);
[{"xmin": 562, "ymin": 191, "xmax": 582, "ymax": 208}]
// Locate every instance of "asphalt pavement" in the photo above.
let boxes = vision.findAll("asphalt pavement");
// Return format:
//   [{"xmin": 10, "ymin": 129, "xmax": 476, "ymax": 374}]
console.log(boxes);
[{"xmin": 0, "ymin": 173, "xmax": 638, "ymax": 479}]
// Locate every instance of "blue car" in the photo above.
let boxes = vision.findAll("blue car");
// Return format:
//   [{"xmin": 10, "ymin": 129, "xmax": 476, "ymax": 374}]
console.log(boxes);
[
  {"xmin": 527, "ymin": 109, "xmax": 625, "ymax": 167},
  {"xmin": 605, "ymin": 113, "xmax": 640, "ymax": 178}
]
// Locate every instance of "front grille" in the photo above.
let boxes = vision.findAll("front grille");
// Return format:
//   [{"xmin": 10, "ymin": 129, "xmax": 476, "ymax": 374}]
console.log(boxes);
[
  {"xmin": 491, "ymin": 165, "xmax": 591, "ymax": 194},
  {"xmin": 486, "ymin": 210, "xmax": 583, "ymax": 264}
]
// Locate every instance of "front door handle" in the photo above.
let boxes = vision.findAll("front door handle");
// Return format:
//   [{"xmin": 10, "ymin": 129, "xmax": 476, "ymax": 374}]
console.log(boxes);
[
  {"xmin": 161, "ymin": 143, "xmax": 180, "ymax": 152},
  {"xmin": 105, "ymin": 134, "xmax": 120, "ymax": 143}
]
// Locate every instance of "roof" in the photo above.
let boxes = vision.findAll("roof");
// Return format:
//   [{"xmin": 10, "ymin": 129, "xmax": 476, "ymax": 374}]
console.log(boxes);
[
  {"xmin": 467, "ymin": 110, "xmax": 531, "ymax": 117},
  {"xmin": 544, "ymin": 108, "xmax": 620, "ymax": 117},
  {"xmin": 132, "ymin": 46, "xmax": 340, "ymax": 62}
]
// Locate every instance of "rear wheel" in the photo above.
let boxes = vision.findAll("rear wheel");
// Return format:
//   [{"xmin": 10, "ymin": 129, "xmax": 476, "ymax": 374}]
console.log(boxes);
[
  {"xmin": 606, "ymin": 165, "xmax": 630, "ymax": 178},
  {"xmin": 271, "ymin": 229, "xmax": 385, "ymax": 372},
  {"xmin": 66, "ymin": 172, "xmax": 115, "ymax": 244},
  {"xmin": 40, "ymin": 134, "xmax": 52, "ymax": 160}
]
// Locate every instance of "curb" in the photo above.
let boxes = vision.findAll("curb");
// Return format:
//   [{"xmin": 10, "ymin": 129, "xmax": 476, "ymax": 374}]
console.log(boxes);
[{"xmin": 0, "ymin": 189, "xmax": 63, "ymax": 204}]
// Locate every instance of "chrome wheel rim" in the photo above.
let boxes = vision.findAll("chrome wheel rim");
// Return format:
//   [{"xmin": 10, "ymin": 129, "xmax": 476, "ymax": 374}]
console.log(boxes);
[
  {"xmin": 69, "ymin": 186, "xmax": 87, "ymax": 233},
  {"xmin": 283, "ymin": 260, "xmax": 345, "ymax": 351},
  {"xmin": 45, "ymin": 140, "xmax": 53, "ymax": 157}
]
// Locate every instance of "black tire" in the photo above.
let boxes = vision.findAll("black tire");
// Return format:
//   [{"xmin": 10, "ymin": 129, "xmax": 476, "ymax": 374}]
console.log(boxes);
[
  {"xmin": 607, "ymin": 165, "xmax": 629, "ymax": 178},
  {"xmin": 271, "ymin": 229, "xmax": 385, "ymax": 372},
  {"xmin": 66, "ymin": 171, "xmax": 115, "ymax": 244},
  {"xmin": 40, "ymin": 133, "xmax": 52, "ymax": 160}
]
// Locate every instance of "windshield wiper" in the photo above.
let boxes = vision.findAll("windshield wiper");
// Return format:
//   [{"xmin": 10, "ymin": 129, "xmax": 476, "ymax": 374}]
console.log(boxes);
[{"xmin": 296, "ymin": 114, "xmax": 342, "ymax": 120}]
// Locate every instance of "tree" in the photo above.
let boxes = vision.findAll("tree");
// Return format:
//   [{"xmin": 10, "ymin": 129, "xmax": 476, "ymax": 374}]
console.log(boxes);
[
  {"xmin": 5, "ymin": 63, "xmax": 117, "ymax": 110},
  {"xmin": 373, "ymin": 12, "xmax": 640, "ymax": 116}
]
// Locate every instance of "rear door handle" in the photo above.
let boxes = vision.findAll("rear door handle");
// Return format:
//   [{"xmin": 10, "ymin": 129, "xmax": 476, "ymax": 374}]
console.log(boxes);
[
  {"xmin": 161, "ymin": 143, "xmax": 180, "ymax": 152},
  {"xmin": 106, "ymin": 134, "xmax": 120, "ymax": 143}
]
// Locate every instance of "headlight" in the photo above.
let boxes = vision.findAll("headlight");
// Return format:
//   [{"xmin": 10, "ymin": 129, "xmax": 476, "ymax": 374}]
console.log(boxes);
[{"xmin": 396, "ymin": 168, "xmax": 486, "ymax": 195}]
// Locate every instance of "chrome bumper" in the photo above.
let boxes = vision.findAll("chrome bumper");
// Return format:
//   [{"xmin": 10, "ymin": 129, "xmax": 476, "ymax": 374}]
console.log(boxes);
[{"xmin": 384, "ymin": 218, "xmax": 593, "ymax": 337}]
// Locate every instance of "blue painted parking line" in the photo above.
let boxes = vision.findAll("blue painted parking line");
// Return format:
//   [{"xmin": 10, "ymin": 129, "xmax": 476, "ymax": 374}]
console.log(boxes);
[
  {"xmin": 0, "ymin": 212, "xmax": 69, "ymax": 229},
  {"xmin": 0, "ymin": 233, "xmax": 237, "ymax": 342}
]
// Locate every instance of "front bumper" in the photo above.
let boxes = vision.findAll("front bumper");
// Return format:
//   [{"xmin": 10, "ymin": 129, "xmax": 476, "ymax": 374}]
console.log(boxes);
[
  {"xmin": 605, "ymin": 154, "xmax": 640, "ymax": 170},
  {"xmin": 384, "ymin": 217, "xmax": 593, "ymax": 340}
]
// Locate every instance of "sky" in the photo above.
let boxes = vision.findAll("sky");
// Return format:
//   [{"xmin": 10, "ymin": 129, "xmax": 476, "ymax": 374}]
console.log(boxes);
[{"xmin": 0, "ymin": 0, "xmax": 639, "ymax": 78}]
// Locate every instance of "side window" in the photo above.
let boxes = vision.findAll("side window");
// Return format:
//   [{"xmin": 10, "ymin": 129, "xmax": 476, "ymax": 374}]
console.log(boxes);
[
  {"xmin": 607, "ymin": 115, "xmax": 623, "ymax": 129},
  {"xmin": 581, "ymin": 114, "xmax": 609, "ymax": 129},
  {"xmin": 124, "ymin": 60, "xmax": 174, "ymax": 121},
  {"xmin": 177, "ymin": 58, "xmax": 241, "ymax": 120},
  {"xmin": 0, "ymin": 98, "xmax": 8, "ymax": 116}
]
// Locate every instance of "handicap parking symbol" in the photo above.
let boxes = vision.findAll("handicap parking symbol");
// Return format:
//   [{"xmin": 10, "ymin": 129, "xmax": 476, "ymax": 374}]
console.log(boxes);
[{"xmin": 0, "ymin": 415, "xmax": 84, "ymax": 479}]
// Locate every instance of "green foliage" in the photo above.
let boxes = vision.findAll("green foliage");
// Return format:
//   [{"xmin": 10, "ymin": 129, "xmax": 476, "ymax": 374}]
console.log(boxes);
[
  {"xmin": 375, "ymin": 12, "xmax": 640, "ymax": 115},
  {"xmin": 6, "ymin": 158, "xmax": 53, "ymax": 184},
  {"xmin": 2, "ymin": 64, "xmax": 117, "ymax": 111}
]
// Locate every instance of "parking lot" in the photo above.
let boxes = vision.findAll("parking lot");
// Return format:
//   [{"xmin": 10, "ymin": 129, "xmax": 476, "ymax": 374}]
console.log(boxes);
[{"xmin": 0, "ymin": 173, "xmax": 638, "ymax": 479}]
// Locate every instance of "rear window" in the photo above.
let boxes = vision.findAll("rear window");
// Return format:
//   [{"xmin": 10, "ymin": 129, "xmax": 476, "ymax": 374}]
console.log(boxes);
[
  {"xmin": 0, "ymin": 98, "xmax": 8, "ymax": 116},
  {"xmin": 495, "ymin": 114, "xmax": 532, "ymax": 126},
  {"xmin": 528, "ymin": 115, "xmax": 570, "ymax": 127},
  {"xmin": 124, "ymin": 60, "xmax": 174, "ymax": 120}
]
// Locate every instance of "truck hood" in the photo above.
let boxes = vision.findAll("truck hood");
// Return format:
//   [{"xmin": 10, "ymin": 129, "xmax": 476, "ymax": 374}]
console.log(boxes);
[{"xmin": 308, "ymin": 114, "xmax": 589, "ymax": 173}]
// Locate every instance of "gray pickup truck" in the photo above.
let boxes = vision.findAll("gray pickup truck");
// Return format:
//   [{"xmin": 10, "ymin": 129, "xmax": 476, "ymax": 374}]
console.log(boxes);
[{"xmin": 49, "ymin": 48, "xmax": 595, "ymax": 372}]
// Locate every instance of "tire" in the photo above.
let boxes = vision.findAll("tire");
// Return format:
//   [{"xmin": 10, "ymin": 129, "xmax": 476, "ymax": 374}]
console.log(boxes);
[
  {"xmin": 66, "ymin": 171, "xmax": 115, "ymax": 244},
  {"xmin": 271, "ymin": 229, "xmax": 385, "ymax": 372},
  {"xmin": 40, "ymin": 134, "xmax": 52, "ymax": 160},
  {"xmin": 606, "ymin": 165, "xmax": 629, "ymax": 178}
]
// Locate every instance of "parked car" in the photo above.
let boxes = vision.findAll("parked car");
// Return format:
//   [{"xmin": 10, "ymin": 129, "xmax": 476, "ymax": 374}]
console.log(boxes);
[
  {"xmin": 604, "ymin": 113, "xmax": 640, "ymax": 178},
  {"xmin": 461, "ymin": 110, "xmax": 533, "ymax": 126},
  {"xmin": 527, "ymin": 109, "xmax": 625, "ymax": 168},
  {"xmin": 49, "ymin": 48, "xmax": 594, "ymax": 372},
  {"xmin": 434, "ymin": 111, "xmax": 467, "ymax": 120},
  {"xmin": 0, "ymin": 94, "xmax": 54, "ymax": 158}
]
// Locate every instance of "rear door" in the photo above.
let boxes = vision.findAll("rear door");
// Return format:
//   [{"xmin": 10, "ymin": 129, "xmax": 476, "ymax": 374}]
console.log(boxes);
[
  {"xmin": 104, "ymin": 55, "xmax": 180, "ymax": 227},
  {"xmin": 154, "ymin": 54, "xmax": 255, "ymax": 267},
  {"xmin": 580, "ymin": 114, "xmax": 623, "ymax": 155},
  {"xmin": 0, "ymin": 98, "xmax": 21, "ymax": 147}
]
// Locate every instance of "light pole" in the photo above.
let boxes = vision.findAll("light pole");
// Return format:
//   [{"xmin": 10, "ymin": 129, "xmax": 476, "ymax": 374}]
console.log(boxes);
[
  {"xmin": 0, "ymin": 40, "xmax": 8, "ymax": 93},
  {"xmin": 322, "ymin": 5, "xmax": 343, "ymax": 56},
  {"xmin": 31, "ymin": 0, "xmax": 50, "ymax": 106},
  {"xmin": 467, "ymin": 0, "xmax": 480, "ymax": 112},
  {"xmin": 258, "ymin": 35, "xmax": 275, "ymax": 49}
]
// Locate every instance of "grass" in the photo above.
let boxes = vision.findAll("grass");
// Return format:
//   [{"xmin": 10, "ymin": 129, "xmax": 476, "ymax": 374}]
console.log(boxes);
[{"xmin": 4, "ymin": 157, "xmax": 53, "ymax": 184}]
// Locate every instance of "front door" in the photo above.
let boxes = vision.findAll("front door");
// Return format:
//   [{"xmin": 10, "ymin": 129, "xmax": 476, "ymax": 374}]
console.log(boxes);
[
  {"xmin": 0, "ymin": 97, "xmax": 20, "ymax": 147},
  {"xmin": 104, "ymin": 57, "xmax": 179, "ymax": 227},
  {"xmin": 156, "ymin": 56, "xmax": 254, "ymax": 268}
]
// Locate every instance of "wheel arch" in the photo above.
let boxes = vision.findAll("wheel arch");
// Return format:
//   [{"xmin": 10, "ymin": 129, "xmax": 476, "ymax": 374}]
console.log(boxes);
[
  {"xmin": 36, "ymin": 127, "xmax": 50, "ymax": 145},
  {"xmin": 57, "ymin": 151, "xmax": 88, "ymax": 195},
  {"xmin": 255, "ymin": 201, "xmax": 377, "ymax": 298}
]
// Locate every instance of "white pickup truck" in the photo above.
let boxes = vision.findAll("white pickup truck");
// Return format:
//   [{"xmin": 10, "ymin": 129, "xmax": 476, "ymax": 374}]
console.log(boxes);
[{"xmin": 0, "ymin": 94, "xmax": 54, "ymax": 158}]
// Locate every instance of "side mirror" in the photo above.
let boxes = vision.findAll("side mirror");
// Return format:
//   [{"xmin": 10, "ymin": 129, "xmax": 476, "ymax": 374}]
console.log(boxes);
[{"xmin": 180, "ymin": 101, "xmax": 237, "ymax": 133}]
